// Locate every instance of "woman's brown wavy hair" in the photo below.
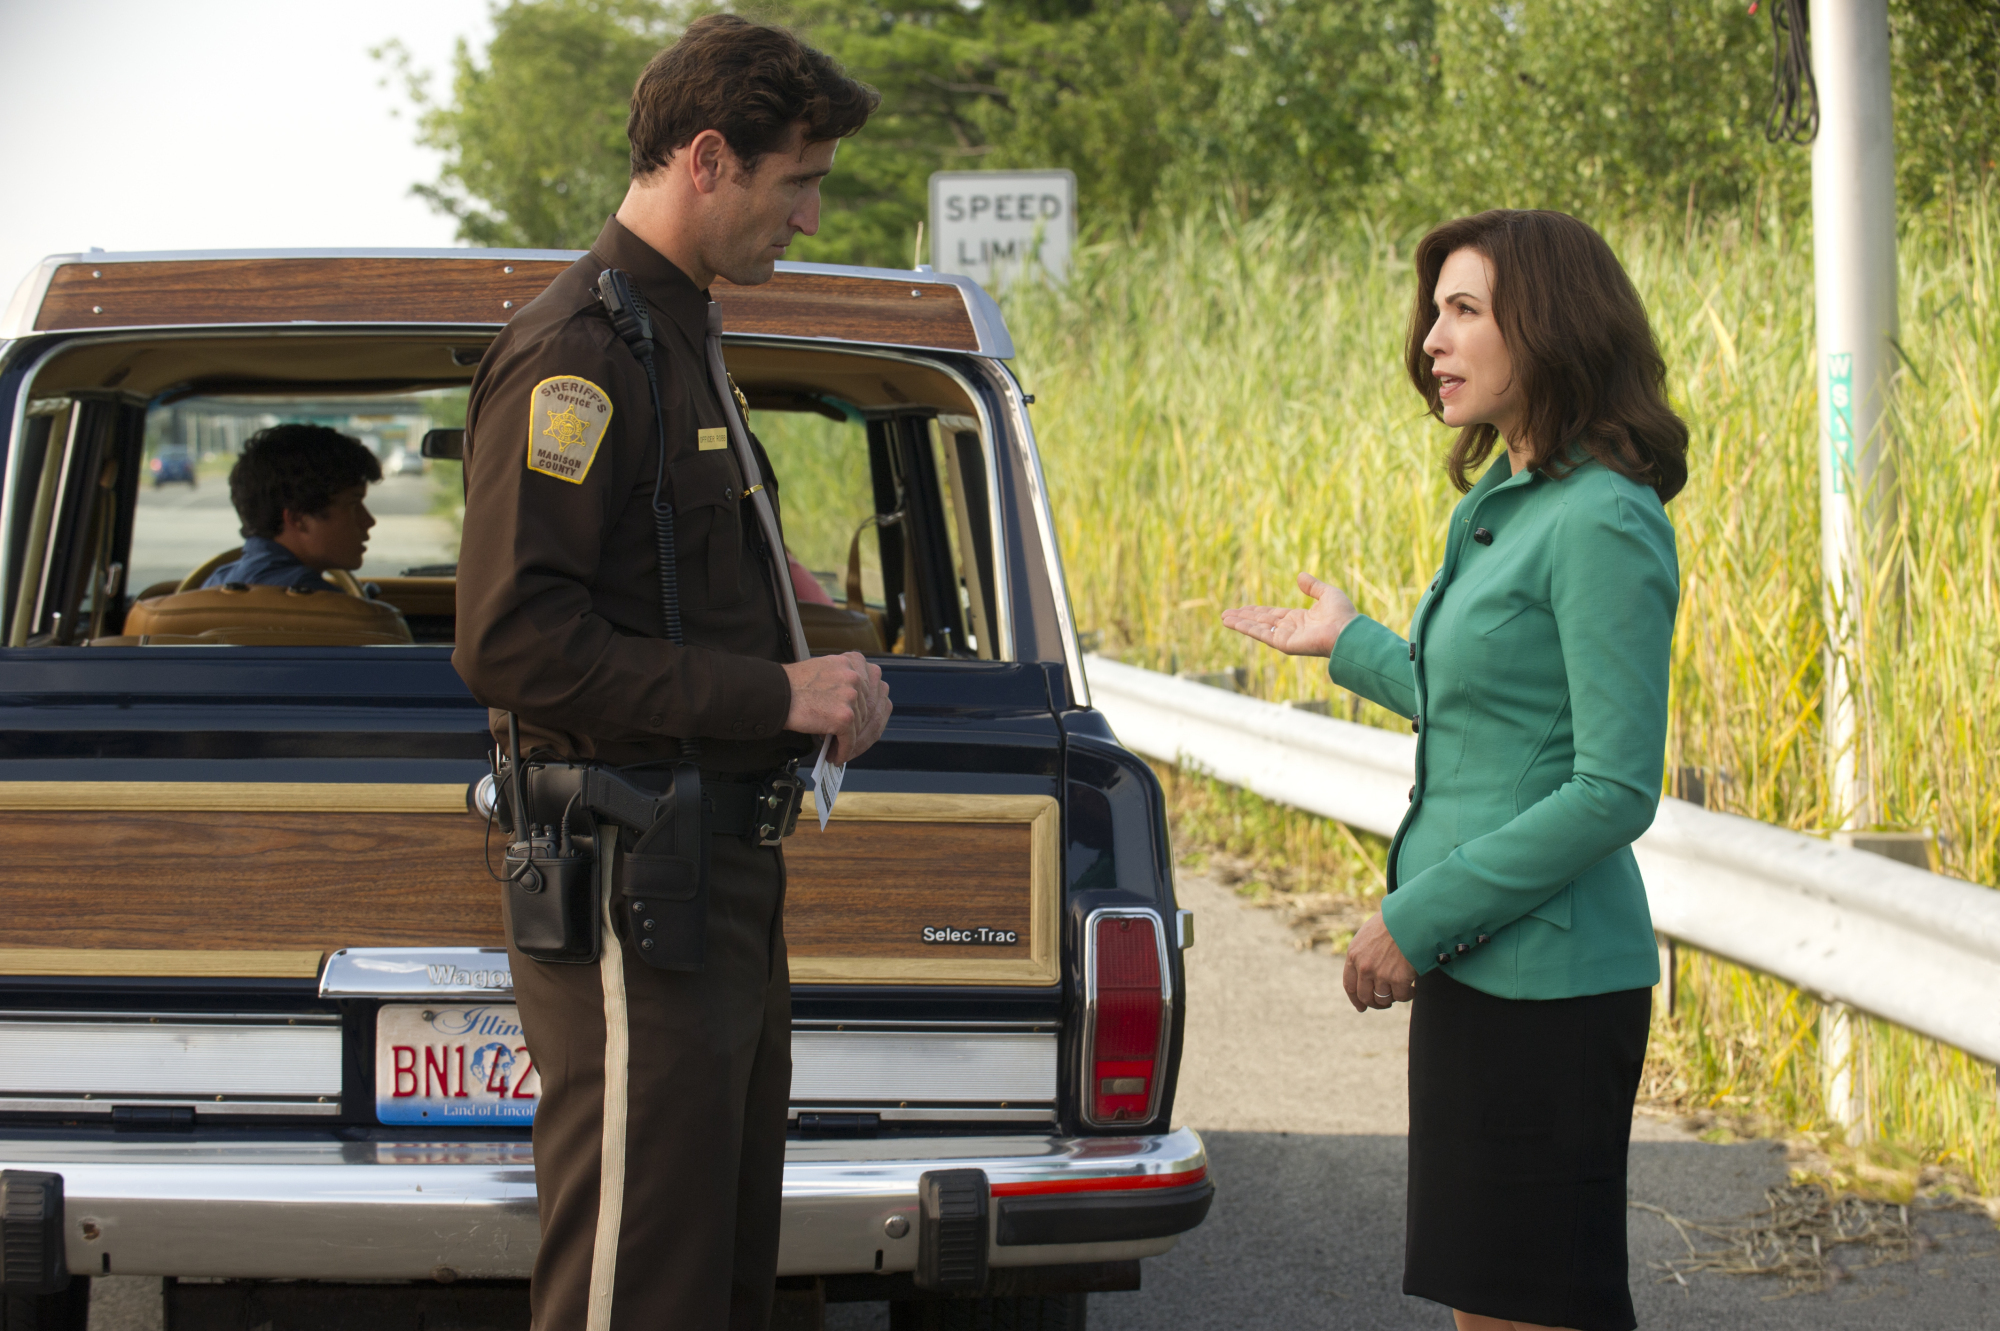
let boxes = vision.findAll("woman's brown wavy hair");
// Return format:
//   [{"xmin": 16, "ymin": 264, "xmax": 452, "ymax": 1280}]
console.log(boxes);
[{"xmin": 1405, "ymin": 210, "xmax": 1689, "ymax": 502}]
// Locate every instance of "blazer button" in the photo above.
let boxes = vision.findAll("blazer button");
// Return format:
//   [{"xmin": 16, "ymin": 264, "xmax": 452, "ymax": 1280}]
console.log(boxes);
[
  {"xmin": 1477, "ymin": 934, "xmax": 1490, "ymax": 944},
  {"xmin": 1473, "ymin": 527, "xmax": 1493, "ymax": 545},
  {"xmin": 1436, "ymin": 952, "xmax": 1451, "ymax": 965},
  {"xmin": 1408, "ymin": 785, "xmax": 1416, "ymax": 801},
  {"xmin": 1411, "ymin": 717, "xmax": 1420, "ymax": 733},
  {"xmin": 1408, "ymin": 643, "xmax": 1416, "ymax": 660},
  {"xmin": 1455, "ymin": 943, "xmax": 1469, "ymax": 954}
]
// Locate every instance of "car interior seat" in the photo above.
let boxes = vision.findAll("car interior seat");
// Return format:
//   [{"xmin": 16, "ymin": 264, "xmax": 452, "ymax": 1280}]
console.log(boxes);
[{"xmin": 91, "ymin": 548, "xmax": 414, "ymax": 646}]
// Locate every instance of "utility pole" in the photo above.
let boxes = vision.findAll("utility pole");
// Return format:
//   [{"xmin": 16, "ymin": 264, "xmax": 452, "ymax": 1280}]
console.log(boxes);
[
  {"xmin": 1810, "ymin": 0, "xmax": 1897, "ymax": 835},
  {"xmin": 1809, "ymin": 0, "xmax": 1898, "ymax": 1137}
]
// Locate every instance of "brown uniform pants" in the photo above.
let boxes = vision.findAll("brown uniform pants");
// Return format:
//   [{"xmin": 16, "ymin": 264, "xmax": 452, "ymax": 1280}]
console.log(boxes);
[{"xmin": 508, "ymin": 833, "xmax": 791, "ymax": 1331}]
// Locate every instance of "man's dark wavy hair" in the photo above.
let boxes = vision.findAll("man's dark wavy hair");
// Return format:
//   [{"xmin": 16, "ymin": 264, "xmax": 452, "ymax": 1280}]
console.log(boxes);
[
  {"xmin": 228, "ymin": 424, "xmax": 381, "ymax": 539},
  {"xmin": 1405, "ymin": 209, "xmax": 1690, "ymax": 502},
  {"xmin": 627, "ymin": 15, "xmax": 879, "ymax": 178}
]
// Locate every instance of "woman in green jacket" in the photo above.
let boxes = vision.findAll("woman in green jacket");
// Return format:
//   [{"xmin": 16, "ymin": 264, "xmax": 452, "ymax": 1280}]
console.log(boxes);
[{"xmin": 1224, "ymin": 209, "xmax": 1687, "ymax": 1331}]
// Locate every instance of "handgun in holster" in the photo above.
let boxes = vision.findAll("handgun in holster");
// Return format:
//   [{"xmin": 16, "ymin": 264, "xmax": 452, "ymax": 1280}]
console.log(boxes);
[{"xmin": 499, "ymin": 714, "xmax": 710, "ymax": 971}]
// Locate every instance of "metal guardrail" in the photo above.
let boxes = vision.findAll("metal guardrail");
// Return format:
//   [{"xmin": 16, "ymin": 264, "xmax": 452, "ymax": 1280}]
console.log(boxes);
[{"xmin": 1085, "ymin": 655, "xmax": 2000, "ymax": 1066}]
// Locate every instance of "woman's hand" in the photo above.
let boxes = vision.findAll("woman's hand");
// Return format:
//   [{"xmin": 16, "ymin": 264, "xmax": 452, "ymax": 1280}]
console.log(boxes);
[
  {"xmin": 1222, "ymin": 572, "xmax": 1360, "ymax": 657},
  {"xmin": 1343, "ymin": 912, "xmax": 1418, "ymax": 1013}
]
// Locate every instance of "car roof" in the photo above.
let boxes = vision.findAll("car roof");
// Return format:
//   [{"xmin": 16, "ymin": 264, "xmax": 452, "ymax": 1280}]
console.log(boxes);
[{"xmin": 1, "ymin": 249, "xmax": 1013, "ymax": 358}]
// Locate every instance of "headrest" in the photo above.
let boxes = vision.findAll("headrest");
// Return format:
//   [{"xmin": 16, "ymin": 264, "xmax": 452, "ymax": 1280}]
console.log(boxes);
[
  {"xmin": 798, "ymin": 601, "xmax": 883, "ymax": 656},
  {"xmin": 120, "ymin": 583, "xmax": 414, "ymax": 645}
]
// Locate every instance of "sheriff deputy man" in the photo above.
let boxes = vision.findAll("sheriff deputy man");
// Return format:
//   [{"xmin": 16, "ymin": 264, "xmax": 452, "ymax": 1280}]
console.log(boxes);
[{"xmin": 452, "ymin": 18, "xmax": 890, "ymax": 1331}]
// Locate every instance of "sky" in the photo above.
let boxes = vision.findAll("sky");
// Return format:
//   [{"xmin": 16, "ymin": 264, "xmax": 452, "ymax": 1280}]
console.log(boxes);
[{"xmin": 0, "ymin": 0, "xmax": 495, "ymax": 304}]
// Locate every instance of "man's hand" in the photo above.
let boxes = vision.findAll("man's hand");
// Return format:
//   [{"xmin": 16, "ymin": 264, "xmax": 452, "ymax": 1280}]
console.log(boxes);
[
  {"xmin": 1342, "ymin": 912, "xmax": 1418, "ymax": 1013},
  {"xmin": 1222, "ymin": 572, "xmax": 1360, "ymax": 657},
  {"xmin": 782, "ymin": 652, "xmax": 891, "ymax": 763}
]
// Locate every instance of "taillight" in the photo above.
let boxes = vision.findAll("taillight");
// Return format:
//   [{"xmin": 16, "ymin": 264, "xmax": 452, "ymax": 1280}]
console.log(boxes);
[{"xmin": 1083, "ymin": 910, "xmax": 1170, "ymax": 1126}]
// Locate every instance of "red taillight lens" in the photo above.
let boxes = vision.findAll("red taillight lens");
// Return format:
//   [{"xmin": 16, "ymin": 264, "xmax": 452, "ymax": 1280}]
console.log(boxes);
[{"xmin": 1090, "ymin": 914, "xmax": 1164, "ymax": 1124}]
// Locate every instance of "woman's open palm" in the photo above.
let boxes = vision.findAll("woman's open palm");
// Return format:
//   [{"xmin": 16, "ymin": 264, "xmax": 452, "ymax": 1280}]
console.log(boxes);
[{"xmin": 1221, "ymin": 573, "xmax": 1359, "ymax": 658}]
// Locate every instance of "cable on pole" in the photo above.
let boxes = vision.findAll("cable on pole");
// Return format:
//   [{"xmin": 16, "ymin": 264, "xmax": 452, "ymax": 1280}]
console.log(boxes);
[{"xmin": 1762, "ymin": 0, "xmax": 1819, "ymax": 145}]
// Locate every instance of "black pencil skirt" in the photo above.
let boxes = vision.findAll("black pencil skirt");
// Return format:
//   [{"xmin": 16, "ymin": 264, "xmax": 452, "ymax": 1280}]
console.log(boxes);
[{"xmin": 1404, "ymin": 969, "xmax": 1654, "ymax": 1331}]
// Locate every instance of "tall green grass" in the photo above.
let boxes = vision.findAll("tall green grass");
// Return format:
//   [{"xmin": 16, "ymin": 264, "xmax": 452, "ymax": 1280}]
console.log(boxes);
[{"xmin": 1005, "ymin": 190, "xmax": 2000, "ymax": 1189}]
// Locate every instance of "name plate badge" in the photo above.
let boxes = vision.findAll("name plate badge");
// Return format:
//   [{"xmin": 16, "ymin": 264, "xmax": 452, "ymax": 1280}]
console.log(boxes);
[
  {"xmin": 375, "ymin": 1004, "xmax": 539, "ymax": 1125},
  {"xmin": 922, "ymin": 926, "xmax": 1021, "ymax": 945}
]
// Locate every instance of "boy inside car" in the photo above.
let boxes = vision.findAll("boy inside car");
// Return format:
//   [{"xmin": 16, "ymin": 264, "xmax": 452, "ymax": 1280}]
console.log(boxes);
[{"xmin": 203, "ymin": 423, "xmax": 380, "ymax": 590}]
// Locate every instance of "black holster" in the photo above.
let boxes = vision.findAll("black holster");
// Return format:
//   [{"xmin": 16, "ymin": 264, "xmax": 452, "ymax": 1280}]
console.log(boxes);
[{"xmin": 498, "ymin": 743, "xmax": 710, "ymax": 972}]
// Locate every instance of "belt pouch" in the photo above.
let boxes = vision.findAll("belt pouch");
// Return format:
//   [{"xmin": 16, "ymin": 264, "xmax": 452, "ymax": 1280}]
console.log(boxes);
[
  {"xmin": 614, "ymin": 762, "xmax": 708, "ymax": 972},
  {"xmin": 503, "ymin": 766, "xmax": 600, "ymax": 966}
]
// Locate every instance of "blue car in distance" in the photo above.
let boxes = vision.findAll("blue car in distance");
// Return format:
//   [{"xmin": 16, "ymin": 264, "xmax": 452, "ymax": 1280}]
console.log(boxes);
[{"xmin": 148, "ymin": 446, "xmax": 196, "ymax": 487}]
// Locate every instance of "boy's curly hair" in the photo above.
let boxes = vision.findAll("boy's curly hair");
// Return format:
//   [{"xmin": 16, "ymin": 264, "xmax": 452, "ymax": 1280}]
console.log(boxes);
[{"xmin": 227, "ymin": 424, "xmax": 381, "ymax": 539}]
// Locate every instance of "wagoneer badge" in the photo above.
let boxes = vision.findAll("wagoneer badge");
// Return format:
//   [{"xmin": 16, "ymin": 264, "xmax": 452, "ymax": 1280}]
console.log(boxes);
[
  {"xmin": 319, "ymin": 948, "xmax": 515, "ymax": 998},
  {"xmin": 922, "ymin": 927, "xmax": 1020, "ymax": 945}
]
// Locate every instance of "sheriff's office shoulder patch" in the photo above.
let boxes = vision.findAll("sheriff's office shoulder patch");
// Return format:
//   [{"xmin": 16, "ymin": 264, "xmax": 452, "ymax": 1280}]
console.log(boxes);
[{"xmin": 527, "ymin": 375, "xmax": 612, "ymax": 483}]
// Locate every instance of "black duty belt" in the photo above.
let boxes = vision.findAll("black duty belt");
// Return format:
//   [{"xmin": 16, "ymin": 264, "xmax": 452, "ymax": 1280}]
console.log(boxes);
[
  {"xmin": 705, "ymin": 777, "xmax": 803, "ymax": 843},
  {"xmin": 498, "ymin": 762, "xmax": 804, "ymax": 848}
]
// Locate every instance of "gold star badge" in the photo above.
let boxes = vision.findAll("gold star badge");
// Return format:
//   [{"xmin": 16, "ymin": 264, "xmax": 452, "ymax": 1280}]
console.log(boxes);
[{"xmin": 543, "ymin": 404, "xmax": 588, "ymax": 451}]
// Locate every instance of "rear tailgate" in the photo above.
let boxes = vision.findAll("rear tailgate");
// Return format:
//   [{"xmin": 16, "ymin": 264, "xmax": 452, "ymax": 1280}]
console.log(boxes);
[{"xmin": 0, "ymin": 648, "xmax": 1066, "ymax": 1131}]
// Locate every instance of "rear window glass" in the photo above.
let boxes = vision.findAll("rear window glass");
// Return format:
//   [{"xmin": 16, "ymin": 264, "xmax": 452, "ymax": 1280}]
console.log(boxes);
[
  {"xmin": 6, "ymin": 349, "xmax": 999, "ymax": 660},
  {"xmin": 130, "ymin": 389, "xmax": 466, "ymax": 597}
]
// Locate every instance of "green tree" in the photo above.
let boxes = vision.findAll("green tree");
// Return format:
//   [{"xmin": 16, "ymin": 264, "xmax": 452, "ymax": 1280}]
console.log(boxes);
[
  {"xmin": 378, "ymin": 0, "xmax": 679, "ymax": 249},
  {"xmin": 979, "ymin": 0, "xmax": 1424, "ymax": 224},
  {"xmin": 755, "ymin": 0, "xmax": 1018, "ymax": 266},
  {"xmin": 385, "ymin": 0, "xmax": 1998, "ymax": 262},
  {"xmin": 1891, "ymin": 0, "xmax": 2000, "ymax": 207},
  {"xmin": 1368, "ymin": 0, "xmax": 1805, "ymax": 226}
]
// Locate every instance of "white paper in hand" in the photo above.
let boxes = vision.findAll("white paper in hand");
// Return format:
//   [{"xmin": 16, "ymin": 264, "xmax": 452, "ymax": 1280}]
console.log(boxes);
[{"xmin": 810, "ymin": 737, "xmax": 845, "ymax": 831}]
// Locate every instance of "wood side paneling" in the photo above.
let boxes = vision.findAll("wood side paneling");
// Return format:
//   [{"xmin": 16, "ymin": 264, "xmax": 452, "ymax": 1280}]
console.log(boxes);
[
  {"xmin": 713, "ymin": 272, "xmax": 978, "ymax": 351},
  {"xmin": 0, "ymin": 782, "xmax": 470, "ymax": 813},
  {"xmin": 36, "ymin": 260, "xmax": 981, "ymax": 352},
  {"xmin": 0, "ymin": 949, "xmax": 323, "ymax": 978},
  {"xmin": 0, "ymin": 792, "xmax": 1056, "ymax": 984},
  {"xmin": 786, "ymin": 820, "xmax": 1029, "ymax": 956},
  {"xmin": 2, "ymin": 812, "xmax": 505, "ymax": 957},
  {"xmin": 36, "ymin": 259, "xmax": 570, "ymax": 331}
]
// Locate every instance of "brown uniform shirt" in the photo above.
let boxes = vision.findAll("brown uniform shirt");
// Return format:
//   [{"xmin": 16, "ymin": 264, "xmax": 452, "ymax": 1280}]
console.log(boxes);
[{"xmin": 454, "ymin": 216, "xmax": 805, "ymax": 773}]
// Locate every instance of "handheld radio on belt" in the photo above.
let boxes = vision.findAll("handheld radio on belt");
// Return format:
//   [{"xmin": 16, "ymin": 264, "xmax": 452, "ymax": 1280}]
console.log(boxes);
[{"xmin": 492, "ymin": 269, "xmax": 806, "ymax": 971}]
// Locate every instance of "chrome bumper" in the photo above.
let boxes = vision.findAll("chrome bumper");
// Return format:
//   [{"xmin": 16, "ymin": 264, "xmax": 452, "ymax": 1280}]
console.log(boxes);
[{"xmin": 2, "ymin": 1127, "xmax": 1207, "ymax": 1281}]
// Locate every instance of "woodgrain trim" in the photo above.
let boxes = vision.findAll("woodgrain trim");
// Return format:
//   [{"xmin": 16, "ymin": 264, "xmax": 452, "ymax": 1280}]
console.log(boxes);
[
  {"xmin": 0, "ymin": 948, "xmax": 324, "ymax": 978},
  {"xmin": 792, "ymin": 793, "xmax": 1058, "ymax": 986},
  {"xmin": 714, "ymin": 272, "xmax": 979, "ymax": 351},
  {"xmin": 0, "ymin": 782, "xmax": 470, "ymax": 812},
  {"xmin": 35, "ymin": 258, "xmax": 570, "ymax": 331},
  {"xmin": 35, "ymin": 260, "xmax": 982, "ymax": 352},
  {"xmin": 0, "ymin": 791, "xmax": 1056, "ymax": 986}
]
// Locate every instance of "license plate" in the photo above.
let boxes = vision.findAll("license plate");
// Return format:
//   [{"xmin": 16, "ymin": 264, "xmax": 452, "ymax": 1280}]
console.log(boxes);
[{"xmin": 374, "ymin": 1004, "xmax": 540, "ymax": 1125}]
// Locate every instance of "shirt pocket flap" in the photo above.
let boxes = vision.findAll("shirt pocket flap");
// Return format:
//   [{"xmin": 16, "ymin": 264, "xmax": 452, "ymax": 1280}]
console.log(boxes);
[
  {"xmin": 1527, "ymin": 882, "xmax": 1573, "ymax": 929},
  {"xmin": 669, "ymin": 449, "xmax": 744, "ymax": 508},
  {"xmin": 668, "ymin": 451, "xmax": 747, "ymax": 609}
]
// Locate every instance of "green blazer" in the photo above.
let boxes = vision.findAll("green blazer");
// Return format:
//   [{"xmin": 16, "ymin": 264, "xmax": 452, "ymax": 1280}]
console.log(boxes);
[{"xmin": 1330, "ymin": 455, "xmax": 1678, "ymax": 999}]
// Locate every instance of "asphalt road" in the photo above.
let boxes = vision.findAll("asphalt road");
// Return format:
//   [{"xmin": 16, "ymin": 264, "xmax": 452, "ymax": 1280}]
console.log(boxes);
[
  {"xmin": 90, "ymin": 868, "xmax": 2000, "ymax": 1328},
  {"xmin": 1074, "ymin": 870, "xmax": 2000, "ymax": 1330},
  {"xmin": 839, "ymin": 868, "xmax": 2000, "ymax": 1330}
]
